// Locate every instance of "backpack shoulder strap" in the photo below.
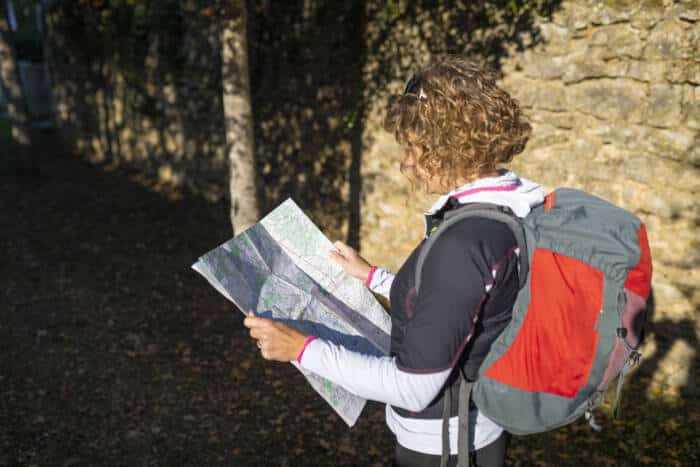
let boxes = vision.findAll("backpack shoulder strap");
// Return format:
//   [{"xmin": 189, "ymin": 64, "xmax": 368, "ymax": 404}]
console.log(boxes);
[
  {"xmin": 457, "ymin": 375, "xmax": 474, "ymax": 467},
  {"xmin": 422, "ymin": 203, "xmax": 530, "ymax": 467},
  {"xmin": 414, "ymin": 203, "xmax": 529, "ymax": 294}
]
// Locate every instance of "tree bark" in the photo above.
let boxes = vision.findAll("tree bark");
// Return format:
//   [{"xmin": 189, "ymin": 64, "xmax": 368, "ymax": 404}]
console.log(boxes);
[
  {"xmin": 0, "ymin": 1, "xmax": 31, "ymax": 150},
  {"xmin": 220, "ymin": 1, "xmax": 259, "ymax": 234}
]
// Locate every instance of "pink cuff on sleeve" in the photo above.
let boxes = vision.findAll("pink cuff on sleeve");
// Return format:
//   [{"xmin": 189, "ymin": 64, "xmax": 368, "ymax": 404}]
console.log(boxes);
[
  {"xmin": 296, "ymin": 336, "xmax": 318, "ymax": 364},
  {"xmin": 365, "ymin": 266, "xmax": 378, "ymax": 287}
]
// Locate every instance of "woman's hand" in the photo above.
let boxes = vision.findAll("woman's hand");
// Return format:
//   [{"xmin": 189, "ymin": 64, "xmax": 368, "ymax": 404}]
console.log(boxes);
[
  {"xmin": 243, "ymin": 312, "xmax": 308, "ymax": 362},
  {"xmin": 329, "ymin": 241, "xmax": 372, "ymax": 282}
]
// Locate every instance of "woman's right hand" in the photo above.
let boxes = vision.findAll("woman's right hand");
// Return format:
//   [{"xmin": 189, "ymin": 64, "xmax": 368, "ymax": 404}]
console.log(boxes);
[{"xmin": 329, "ymin": 241, "xmax": 373, "ymax": 282}]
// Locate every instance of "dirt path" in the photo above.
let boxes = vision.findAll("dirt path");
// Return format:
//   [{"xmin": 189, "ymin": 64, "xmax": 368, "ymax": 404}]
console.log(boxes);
[{"xmin": 0, "ymin": 146, "xmax": 392, "ymax": 466}]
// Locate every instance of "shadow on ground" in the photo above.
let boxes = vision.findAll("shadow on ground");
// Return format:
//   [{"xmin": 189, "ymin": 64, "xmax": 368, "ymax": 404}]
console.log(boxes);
[
  {"xmin": 1, "ymin": 139, "xmax": 698, "ymax": 466},
  {"xmin": 0, "ymin": 139, "xmax": 391, "ymax": 467}
]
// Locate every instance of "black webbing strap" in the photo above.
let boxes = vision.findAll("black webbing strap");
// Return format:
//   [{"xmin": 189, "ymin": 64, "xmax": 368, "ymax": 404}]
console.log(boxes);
[
  {"xmin": 440, "ymin": 387, "xmax": 452, "ymax": 467},
  {"xmin": 440, "ymin": 377, "xmax": 475, "ymax": 467},
  {"xmin": 457, "ymin": 378, "xmax": 474, "ymax": 467}
]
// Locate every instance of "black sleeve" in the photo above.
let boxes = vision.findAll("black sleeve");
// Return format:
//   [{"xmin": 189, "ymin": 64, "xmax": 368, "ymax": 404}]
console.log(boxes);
[{"xmin": 395, "ymin": 219, "xmax": 517, "ymax": 373}]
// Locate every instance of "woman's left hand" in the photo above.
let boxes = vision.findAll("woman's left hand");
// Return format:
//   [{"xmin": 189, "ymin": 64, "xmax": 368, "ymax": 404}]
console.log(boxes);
[{"xmin": 243, "ymin": 312, "xmax": 308, "ymax": 362}]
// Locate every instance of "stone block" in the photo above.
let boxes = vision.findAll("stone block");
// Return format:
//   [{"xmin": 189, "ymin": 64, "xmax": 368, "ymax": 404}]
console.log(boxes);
[
  {"xmin": 570, "ymin": 79, "xmax": 647, "ymax": 122},
  {"xmin": 551, "ymin": 7, "xmax": 569, "ymax": 27},
  {"xmin": 562, "ymin": 58, "xmax": 628, "ymax": 84},
  {"xmin": 630, "ymin": 5, "xmax": 663, "ymax": 30},
  {"xmin": 689, "ymin": 144, "xmax": 700, "ymax": 165},
  {"xmin": 652, "ymin": 221, "xmax": 700, "ymax": 269},
  {"xmin": 643, "ymin": 20, "xmax": 693, "ymax": 60},
  {"xmin": 595, "ymin": 143, "xmax": 629, "ymax": 163},
  {"xmin": 593, "ymin": 23, "xmax": 645, "ymax": 59},
  {"xmin": 552, "ymin": 2, "xmax": 591, "ymax": 37},
  {"xmin": 529, "ymin": 110, "xmax": 577, "ymax": 129},
  {"xmin": 522, "ymin": 53, "xmax": 568, "ymax": 80},
  {"xmin": 500, "ymin": 75, "xmax": 537, "ymax": 108},
  {"xmin": 645, "ymin": 84, "xmax": 684, "ymax": 127},
  {"xmin": 619, "ymin": 153, "xmax": 699, "ymax": 191},
  {"xmin": 682, "ymin": 85, "xmax": 700, "ymax": 129},
  {"xmin": 589, "ymin": 124, "xmax": 695, "ymax": 161},
  {"xmin": 672, "ymin": 1, "xmax": 700, "ymax": 23},
  {"xmin": 663, "ymin": 61, "xmax": 700, "ymax": 84},
  {"xmin": 691, "ymin": 27, "xmax": 700, "ymax": 61},
  {"xmin": 527, "ymin": 123, "xmax": 570, "ymax": 149},
  {"xmin": 536, "ymin": 22, "xmax": 571, "ymax": 56},
  {"xmin": 534, "ymin": 84, "xmax": 569, "ymax": 112},
  {"xmin": 509, "ymin": 79, "xmax": 569, "ymax": 112},
  {"xmin": 589, "ymin": 2, "xmax": 633, "ymax": 26},
  {"xmin": 633, "ymin": 186, "xmax": 675, "ymax": 218},
  {"xmin": 648, "ymin": 128, "xmax": 697, "ymax": 161},
  {"xmin": 624, "ymin": 60, "xmax": 668, "ymax": 82},
  {"xmin": 570, "ymin": 136, "xmax": 602, "ymax": 160}
]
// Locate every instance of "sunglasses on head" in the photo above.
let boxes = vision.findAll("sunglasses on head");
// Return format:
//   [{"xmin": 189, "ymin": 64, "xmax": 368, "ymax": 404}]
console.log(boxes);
[{"xmin": 404, "ymin": 75, "xmax": 426, "ymax": 99}]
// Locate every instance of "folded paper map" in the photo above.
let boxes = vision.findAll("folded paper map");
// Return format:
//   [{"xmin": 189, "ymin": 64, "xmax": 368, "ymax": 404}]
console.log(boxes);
[{"xmin": 192, "ymin": 199, "xmax": 391, "ymax": 426}]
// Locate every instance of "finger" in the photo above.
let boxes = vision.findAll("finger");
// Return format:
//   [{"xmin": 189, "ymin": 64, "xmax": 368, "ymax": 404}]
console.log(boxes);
[
  {"xmin": 329, "ymin": 248, "xmax": 349, "ymax": 261},
  {"xmin": 244, "ymin": 315, "xmax": 271, "ymax": 329},
  {"xmin": 243, "ymin": 310, "xmax": 254, "ymax": 325},
  {"xmin": 243, "ymin": 315, "xmax": 255, "ymax": 328},
  {"xmin": 250, "ymin": 322, "xmax": 274, "ymax": 338},
  {"xmin": 333, "ymin": 241, "xmax": 354, "ymax": 257}
]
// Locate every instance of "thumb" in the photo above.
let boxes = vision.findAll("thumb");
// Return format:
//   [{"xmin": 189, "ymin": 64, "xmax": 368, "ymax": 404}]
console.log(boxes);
[
  {"xmin": 329, "ymin": 249, "xmax": 348, "ymax": 266},
  {"xmin": 333, "ymin": 241, "xmax": 354, "ymax": 258}
]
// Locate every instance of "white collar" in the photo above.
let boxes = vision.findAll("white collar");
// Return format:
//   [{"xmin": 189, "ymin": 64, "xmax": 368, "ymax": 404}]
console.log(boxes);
[{"xmin": 425, "ymin": 171, "xmax": 544, "ymax": 219}]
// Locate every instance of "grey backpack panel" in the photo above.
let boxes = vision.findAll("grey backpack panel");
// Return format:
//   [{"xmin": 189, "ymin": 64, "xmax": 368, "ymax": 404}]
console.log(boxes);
[{"xmin": 526, "ymin": 189, "xmax": 642, "ymax": 283}]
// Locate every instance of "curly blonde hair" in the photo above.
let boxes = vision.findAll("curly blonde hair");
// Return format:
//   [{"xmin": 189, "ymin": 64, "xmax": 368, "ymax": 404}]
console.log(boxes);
[{"xmin": 384, "ymin": 55, "xmax": 531, "ymax": 193}]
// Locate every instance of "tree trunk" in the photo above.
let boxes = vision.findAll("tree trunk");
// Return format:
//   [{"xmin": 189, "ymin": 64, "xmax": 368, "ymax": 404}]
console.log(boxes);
[
  {"xmin": 0, "ymin": 1, "xmax": 31, "ymax": 151},
  {"xmin": 220, "ymin": 1, "xmax": 259, "ymax": 234}
]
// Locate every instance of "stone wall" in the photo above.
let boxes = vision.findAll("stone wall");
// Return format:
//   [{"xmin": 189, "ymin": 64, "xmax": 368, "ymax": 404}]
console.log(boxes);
[
  {"xmin": 45, "ymin": 1, "xmax": 698, "ymax": 395},
  {"xmin": 45, "ymin": 3, "xmax": 229, "ymax": 202},
  {"xmin": 361, "ymin": 0, "xmax": 699, "ymax": 396}
]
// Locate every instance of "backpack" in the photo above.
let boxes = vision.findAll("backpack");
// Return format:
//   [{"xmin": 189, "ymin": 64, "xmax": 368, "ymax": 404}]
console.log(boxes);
[{"xmin": 415, "ymin": 188, "xmax": 653, "ymax": 467}]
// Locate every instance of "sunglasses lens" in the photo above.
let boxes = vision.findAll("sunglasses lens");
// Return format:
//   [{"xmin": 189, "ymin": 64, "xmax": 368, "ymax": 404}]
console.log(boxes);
[{"xmin": 404, "ymin": 75, "xmax": 420, "ymax": 95}]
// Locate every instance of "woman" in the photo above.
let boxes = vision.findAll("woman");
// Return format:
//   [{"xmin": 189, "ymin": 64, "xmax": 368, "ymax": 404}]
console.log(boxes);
[{"xmin": 244, "ymin": 55, "xmax": 544, "ymax": 467}]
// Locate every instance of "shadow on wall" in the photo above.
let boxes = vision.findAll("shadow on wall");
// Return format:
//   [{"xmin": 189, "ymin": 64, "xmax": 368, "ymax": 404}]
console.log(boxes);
[
  {"xmin": 44, "ymin": 1, "xmax": 228, "ymax": 199},
  {"xmin": 639, "ymin": 289, "xmax": 699, "ymax": 399},
  {"xmin": 43, "ymin": 0, "xmax": 561, "ymax": 246},
  {"xmin": 248, "ymin": 0, "xmax": 562, "ymax": 246}
]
